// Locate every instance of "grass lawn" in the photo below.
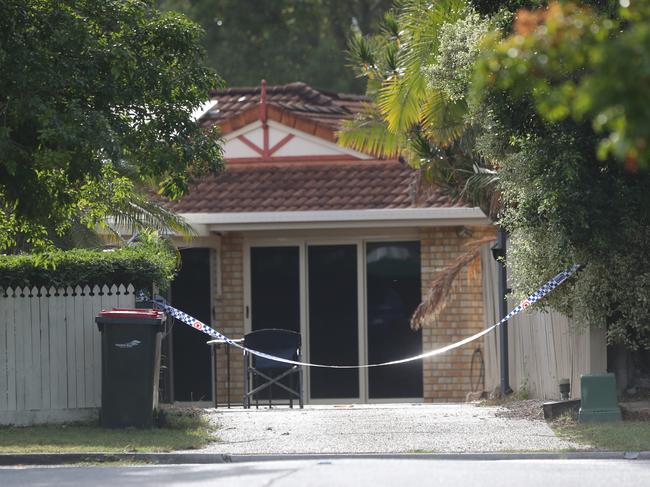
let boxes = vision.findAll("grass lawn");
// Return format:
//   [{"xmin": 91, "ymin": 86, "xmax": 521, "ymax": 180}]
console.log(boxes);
[
  {"xmin": 553, "ymin": 417, "xmax": 650, "ymax": 451},
  {"xmin": 0, "ymin": 410, "xmax": 216, "ymax": 453}
]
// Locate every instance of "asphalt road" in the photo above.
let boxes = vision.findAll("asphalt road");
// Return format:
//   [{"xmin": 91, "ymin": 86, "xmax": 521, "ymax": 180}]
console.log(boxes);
[{"xmin": 2, "ymin": 459, "xmax": 649, "ymax": 487}]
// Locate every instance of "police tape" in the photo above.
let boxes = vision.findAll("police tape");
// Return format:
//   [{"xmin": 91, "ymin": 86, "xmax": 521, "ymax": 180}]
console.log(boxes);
[{"xmin": 146, "ymin": 264, "xmax": 580, "ymax": 369}]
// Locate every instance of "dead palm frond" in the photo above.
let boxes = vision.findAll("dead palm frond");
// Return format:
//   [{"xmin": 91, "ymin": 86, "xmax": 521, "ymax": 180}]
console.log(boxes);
[{"xmin": 410, "ymin": 235, "xmax": 496, "ymax": 330}]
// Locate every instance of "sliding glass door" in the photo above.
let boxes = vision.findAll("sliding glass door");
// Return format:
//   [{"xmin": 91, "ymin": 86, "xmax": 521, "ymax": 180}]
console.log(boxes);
[
  {"xmin": 249, "ymin": 246, "xmax": 300, "ymax": 400},
  {"xmin": 366, "ymin": 242, "xmax": 423, "ymax": 399},
  {"xmin": 250, "ymin": 246, "xmax": 300, "ymax": 333},
  {"xmin": 308, "ymin": 245, "xmax": 360, "ymax": 399},
  {"xmin": 247, "ymin": 240, "xmax": 422, "ymax": 402}
]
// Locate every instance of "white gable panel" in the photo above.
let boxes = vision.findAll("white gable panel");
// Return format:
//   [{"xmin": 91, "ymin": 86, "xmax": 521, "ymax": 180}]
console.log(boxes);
[
  {"xmin": 268, "ymin": 126, "xmax": 288, "ymax": 147},
  {"xmin": 223, "ymin": 137, "xmax": 259, "ymax": 159},
  {"xmin": 222, "ymin": 119, "xmax": 372, "ymax": 160},
  {"xmin": 267, "ymin": 120, "xmax": 372, "ymax": 159},
  {"xmin": 273, "ymin": 137, "xmax": 342, "ymax": 157},
  {"xmin": 243, "ymin": 126, "xmax": 264, "ymax": 148}
]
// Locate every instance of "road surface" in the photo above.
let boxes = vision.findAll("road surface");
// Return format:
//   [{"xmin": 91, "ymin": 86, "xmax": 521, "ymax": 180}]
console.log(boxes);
[{"xmin": 1, "ymin": 459, "xmax": 648, "ymax": 487}]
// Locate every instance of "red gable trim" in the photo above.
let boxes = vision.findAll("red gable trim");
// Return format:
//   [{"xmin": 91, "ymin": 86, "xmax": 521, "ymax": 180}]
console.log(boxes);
[
  {"xmin": 259, "ymin": 79, "xmax": 267, "ymax": 123},
  {"xmin": 236, "ymin": 135, "xmax": 264, "ymax": 156},
  {"xmin": 268, "ymin": 133, "xmax": 294, "ymax": 155},
  {"xmin": 226, "ymin": 154, "xmax": 361, "ymax": 165},
  {"xmin": 217, "ymin": 104, "xmax": 337, "ymax": 142},
  {"xmin": 235, "ymin": 130, "xmax": 295, "ymax": 160}
]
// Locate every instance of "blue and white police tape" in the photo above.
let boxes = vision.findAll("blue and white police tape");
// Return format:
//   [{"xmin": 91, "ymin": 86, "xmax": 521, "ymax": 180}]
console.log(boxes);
[{"xmin": 146, "ymin": 264, "xmax": 580, "ymax": 369}]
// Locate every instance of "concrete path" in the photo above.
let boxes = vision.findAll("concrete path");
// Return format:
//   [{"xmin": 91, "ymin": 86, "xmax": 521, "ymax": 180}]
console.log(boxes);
[{"xmin": 200, "ymin": 403, "xmax": 580, "ymax": 454}]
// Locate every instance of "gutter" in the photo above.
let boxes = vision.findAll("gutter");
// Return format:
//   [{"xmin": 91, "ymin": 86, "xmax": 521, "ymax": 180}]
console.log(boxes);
[{"xmin": 178, "ymin": 207, "xmax": 489, "ymax": 232}]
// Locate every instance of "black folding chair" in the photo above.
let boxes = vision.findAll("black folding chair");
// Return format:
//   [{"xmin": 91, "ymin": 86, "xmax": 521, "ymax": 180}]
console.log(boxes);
[{"xmin": 243, "ymin": 329, "xmax": 304, "ymax": 409}]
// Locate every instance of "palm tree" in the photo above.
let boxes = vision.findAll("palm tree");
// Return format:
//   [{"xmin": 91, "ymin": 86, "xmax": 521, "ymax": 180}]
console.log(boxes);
[
  {"xmin": 339, "ymin": 0, "xmax": 500, "ymax": 326},
  {"xmin": 340, "ymin": 0, "xmax": 499, "ymax": 218}
]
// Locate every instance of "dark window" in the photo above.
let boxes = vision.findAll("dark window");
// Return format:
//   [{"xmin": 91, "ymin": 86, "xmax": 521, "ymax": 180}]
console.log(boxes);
[
  {"xmin": 249, "ymin": 246, "xmax": 300, "ymax": 400},
  {"xmin": 308, "ymin": 245, "xmax": 359, "ymax": 399},
  {"xmin": 366, "ymin": 242, "xmax": 423, "ymax": 398},
  {"xmin": 171, "ymin": 248, "xmax": 212, "ymax": 402}
]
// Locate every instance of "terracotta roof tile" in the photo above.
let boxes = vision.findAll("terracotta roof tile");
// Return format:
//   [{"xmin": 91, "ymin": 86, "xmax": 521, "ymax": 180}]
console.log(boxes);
[
  {"xmin": 164, "ymin": 161, "xmax": 464, "ymax": 214},
  {"xmin": 200, "ymin": 82, "xmax": 368, "ymax": 131}
]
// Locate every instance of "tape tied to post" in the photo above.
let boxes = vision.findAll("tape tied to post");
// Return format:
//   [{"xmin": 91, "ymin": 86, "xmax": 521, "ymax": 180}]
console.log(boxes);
[{"xmin": 146, "ymin": 264, "xmax": 580, "ymax": 369}]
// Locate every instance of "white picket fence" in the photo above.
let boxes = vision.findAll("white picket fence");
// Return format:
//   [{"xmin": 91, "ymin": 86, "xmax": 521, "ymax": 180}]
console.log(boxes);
[{"xmin": 0, "ymin": 284, "xmax": 135, "ymax": 425}]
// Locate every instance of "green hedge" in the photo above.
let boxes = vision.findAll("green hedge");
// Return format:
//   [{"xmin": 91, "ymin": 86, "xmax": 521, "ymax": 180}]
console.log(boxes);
[{"xmin": 0, "ymin": 245, "xmax": 178, "ymax": 291}]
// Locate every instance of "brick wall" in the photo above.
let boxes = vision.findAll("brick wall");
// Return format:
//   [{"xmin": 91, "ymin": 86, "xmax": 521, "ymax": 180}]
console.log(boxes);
[
  {"xmin": 211, "ymin": 226, "xmax": 495, "ymax": 405},
  {"xmin": 420, "ymin": 226, "xmax": 496, "ymax": 402},
  {"xmin": 214, "ymin": 233, "xmax": 246, "ymax": 404}
]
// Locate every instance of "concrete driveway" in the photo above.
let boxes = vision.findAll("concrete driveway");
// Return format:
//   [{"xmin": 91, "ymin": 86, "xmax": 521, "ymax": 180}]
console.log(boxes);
[{"xmin": 200, "ymin": 403, "xmax": 580, "ymax": 454}]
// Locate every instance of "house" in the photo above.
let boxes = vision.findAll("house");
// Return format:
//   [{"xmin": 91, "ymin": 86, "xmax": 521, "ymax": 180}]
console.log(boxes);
[{"xmin": 161, "ymin": 81, "xmax": 497, "ymax": 405}]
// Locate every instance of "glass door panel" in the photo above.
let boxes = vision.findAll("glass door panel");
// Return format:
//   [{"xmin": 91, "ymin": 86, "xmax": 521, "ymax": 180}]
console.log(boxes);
[
  {"xmin": 249, "ymin": 246, "xmax": 300, "ymax": 400},
  {"xmin": 171, "ymin": 248, "xmax": 212, "ymax": 402},
  {"xmin": 250, "ymin": 246, "xmax": 300, "ymax": 333},
  {"xmin": 366, "ymin": 242, "xmax": 423, "ymax": 399},
  {"xmin": 308, "ymin": 245, "xmax": 360, "ymax": 399}
]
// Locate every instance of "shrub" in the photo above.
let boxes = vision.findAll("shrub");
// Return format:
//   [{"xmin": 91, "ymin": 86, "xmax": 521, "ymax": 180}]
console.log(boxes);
[{"xmin": 0, "ymin": 239, "xmax": 177, "ymax": 291}]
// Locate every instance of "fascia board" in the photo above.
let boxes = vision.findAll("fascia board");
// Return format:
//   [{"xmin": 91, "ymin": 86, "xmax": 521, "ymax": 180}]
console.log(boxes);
[{"xmin": 178, "ymin": 208, "xmax": 489, "ymax": 231}]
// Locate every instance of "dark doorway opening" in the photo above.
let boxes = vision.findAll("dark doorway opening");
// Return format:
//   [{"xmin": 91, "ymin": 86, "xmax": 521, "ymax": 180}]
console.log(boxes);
[
  {"xmin": 366, "ymin": 241, "xmax": 423, "ymax": 399},
  {"xmin": 308, "ymin": 244, "xmax": 359, "ymax": 399},
  {"xmin": 170, "ymin": 248, "xmax": 212, "ymax": 402},
  {"xmin": 249, "ymin": 246, "xmax": 300, "ymax": 401}
]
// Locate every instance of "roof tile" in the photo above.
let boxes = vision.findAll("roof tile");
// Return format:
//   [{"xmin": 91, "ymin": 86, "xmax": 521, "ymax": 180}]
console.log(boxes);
[
  {"xmin": 163, "ymin": 161, "xmax": 465, "ymax": 214},
  {"xmin": 200, "ymin": 82, "xmax": 368, "ymax": 131}
]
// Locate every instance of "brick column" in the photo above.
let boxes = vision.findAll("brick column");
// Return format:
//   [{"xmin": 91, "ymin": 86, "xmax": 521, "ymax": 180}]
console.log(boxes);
[
  {"xmin": 214, "ymin": 233, "xmax": 245, "ymax": 405},
  {"xmin": 420, "ymin": 226, "xmax": 495, "ymax": 402}
]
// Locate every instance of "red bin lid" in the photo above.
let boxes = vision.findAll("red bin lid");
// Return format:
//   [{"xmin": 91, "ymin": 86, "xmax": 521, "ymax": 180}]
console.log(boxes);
[{"xmin": 99, "ymin": 308, "xmax": 165, "ymax": 319}]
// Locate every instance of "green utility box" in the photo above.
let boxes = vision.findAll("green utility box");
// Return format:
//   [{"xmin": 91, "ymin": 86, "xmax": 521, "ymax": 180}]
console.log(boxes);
[
  {"xmin": 578, "ymin": 373, "xmax": 622, "ymax": 423},
  {"xmin": 96, "ymin": 308, "xmax": 165, "ymax": 428}
]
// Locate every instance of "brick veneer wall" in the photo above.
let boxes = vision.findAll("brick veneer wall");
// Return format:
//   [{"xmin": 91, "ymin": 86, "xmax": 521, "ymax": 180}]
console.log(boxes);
[
  {"xmin": 214, "ymin": 233, "xmax": 246, "ymax": 404},
  {"xmin": 420, "ymin": 226, "xmax": 496, "ymax": 402},
  {"xmin": 212, "ymin": 226, "xmax": 495, "ymax": 404}
]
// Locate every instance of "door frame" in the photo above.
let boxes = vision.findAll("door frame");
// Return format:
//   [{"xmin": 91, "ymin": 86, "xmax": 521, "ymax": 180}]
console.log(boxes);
[{"xmin": 243, "ymin": 233, "xmax": 423, "ymax": 404}]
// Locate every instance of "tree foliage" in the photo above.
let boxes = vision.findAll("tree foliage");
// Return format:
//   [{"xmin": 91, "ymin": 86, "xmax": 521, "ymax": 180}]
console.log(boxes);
[
  {"xmin": 472, "ymin": 0, "xmax": 650, "ymax": 350},
  {"xmin": 341, "ymin": 0, "xmax": 501, "ymax": 217},
  {"xmin": 0, "ymin": 231, "xmax": 178, "ymax": 290},
  {"xmin": 0, "ymin": 0, "xmax": 223, "ymax": 251},
  {"xmin": 478, "ymin": 2, "xmax": 650, "ymax": 170},
  {"xmin": 156, "ymin": 0, "xmax": 393, "ymax": 92},
  {"xmin": 345, "ymin": 0, "xmax": 650, "ymax": 350}
]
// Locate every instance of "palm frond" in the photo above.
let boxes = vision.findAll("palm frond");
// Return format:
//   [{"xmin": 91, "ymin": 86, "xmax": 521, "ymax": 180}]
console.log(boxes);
[
  {"xmin": 396, "ymin": 0, "xmax": 468, "ymax": 82},
  {"xmin": 377, "ymin": 72, "xmax": 427, "ymax": 132},
  {"xmin": 346, "ymin": 33, "xmax": 379, "ymax": 79},
  {"xmin": 420, "ymin": 91, "xmax": 468, "ymax": 146},
  {"xmin": 337, "ymin": 110, "xmax": 403, "ymax": 157},
  {"xmin": 411, "ymin": 235, "xmax": 496, "ymax": 330},
  {"xmin": 380, "ymin": 40, "xmax": 400, "ymax": 74},
  {"xmin": 463, "ymin": 170, "xmax": 501, "ymax": 220},
  {"xmin": 376, "ymin": 0, "xmax": 468, "ymax": 133},
  {"xmin": 106, "ymin": 191, "xmax": 195, "ymax": 239},
  {"xmin": 380, "ymin": 11, "xmax": 400, "ymax": 40}
]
